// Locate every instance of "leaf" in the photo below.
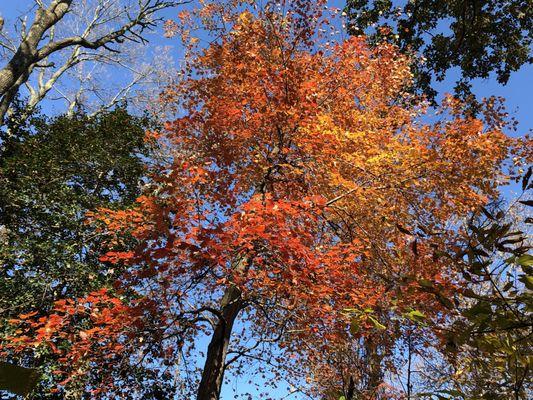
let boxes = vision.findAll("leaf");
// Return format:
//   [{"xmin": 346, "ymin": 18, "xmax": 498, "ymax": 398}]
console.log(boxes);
[
  {"xmin": 499, "ymin": 236, "xmax": 524, "ymax": 246},
  {"xmin": 419, "ymin": 279, "xmax": 434, "ymax": 288},
  {"xmin": 368, "ymin": 315, "xmax": 386, "ymax": 330},
  {"xmin": 463, "ymin": 301, "xmax": 491, "ymax": 320},
  {"xmin": 349, "ymin": 319, "xmax": 360, "ymax": 335},
  {"xmin": 18, "ymin": 311, "xmax": 38, "ymax": 320},
  {"xmin": 406, "ymin": 310, "xmax": 426, "ymax": 322},
  {"xmin": 396, "ymin": 224, "xmax": 412, "ymax": 235},
  {"xmin": 516, "ymin": 254, "xmax": 533, "ymax": 267},
  {"xmin": 436, "ymin": 293, "xmax": 455, "ymax": 310},
  {"xmin": 0, "ymin": 362, "xmax": 40, "ymax": 396},
  {"xmin": 522, "ymin": 166, "xmax": 532, "ymax": 191},
  {"xmin": 518, "ymin": 275, "xmax": 533, "ymax": 290},
  {"xmin": 480, "ymin": 206, "xmax": 494, "ymax": 220},
  {"xmin": 519, "ymin": 200, "xmax": 533, "ymax": 207}
]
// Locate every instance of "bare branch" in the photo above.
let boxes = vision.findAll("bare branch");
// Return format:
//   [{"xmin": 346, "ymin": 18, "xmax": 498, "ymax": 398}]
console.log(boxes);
[{"xmin": 0, "ymin": 0, "xmax": 185, "ymax": 124}]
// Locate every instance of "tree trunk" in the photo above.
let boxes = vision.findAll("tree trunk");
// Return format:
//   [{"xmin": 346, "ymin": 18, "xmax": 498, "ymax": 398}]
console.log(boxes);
[
  {"xmin": 346, "ymin": 376, "xmax": 355, "ymax": 400},
  {"xmin": 196, "ymin": 284, "xmax": 243, "ymax": 400},
  {"xmin": 365, "ymin": 339, "xmax": 384, "ymax": 397}
]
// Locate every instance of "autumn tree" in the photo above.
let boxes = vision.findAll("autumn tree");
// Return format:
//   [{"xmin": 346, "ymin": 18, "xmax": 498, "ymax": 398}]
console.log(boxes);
[{"xmin": 3, "ymin": 1, "xmax": 527, "ymax": 399}]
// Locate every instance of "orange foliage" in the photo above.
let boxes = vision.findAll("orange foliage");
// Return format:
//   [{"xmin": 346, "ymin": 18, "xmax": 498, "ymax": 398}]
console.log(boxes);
[{"xmin": 4, "ymin": 1, "xmax": 526, "ymax": 397}]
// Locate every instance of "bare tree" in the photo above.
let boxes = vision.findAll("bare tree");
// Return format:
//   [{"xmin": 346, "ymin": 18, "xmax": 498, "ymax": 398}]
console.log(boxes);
[{"xmin": 0, "ymin": 0, "xmax": 184, "ymax": 123}]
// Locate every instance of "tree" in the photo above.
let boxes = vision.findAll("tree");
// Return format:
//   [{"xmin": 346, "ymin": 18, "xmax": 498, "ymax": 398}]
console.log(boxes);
[
  {"xmin": 309, "ymin": 170, "xmax": 533, "ymax": 400},
  {"xmin": 3, "ymin": 1, "xmax": 526, "ymax": 399},
  {"xmin": 344, "ymin": 0, "xmax": 532, "ymax": 104},
  {"xmin": 0, "ymin": 104, "xmax": 155, "ymax": 398},
  {"xmin": 0, "ymin": 0, "xmax": 183, "ymax": 124},
  {"xmin": 428, "ymin": 179, "xmax": 532, "ymax": 400}
]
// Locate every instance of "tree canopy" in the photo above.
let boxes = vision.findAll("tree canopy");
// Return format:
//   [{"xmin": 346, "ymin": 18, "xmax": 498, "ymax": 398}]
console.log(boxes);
[
  {"xmin": 0, "ymin": 105, "xmax": 154, "ymax": 398},
  {"xmin": 345, "ymin": 0, "xmax": 532, "ymax": 103},
  {"xmin": 0, "ymin": 1, "xmax": 531, "ymax": 399},
  {"xmin": 3, "ymin": 1, "xmax": 530, "ymax": 398}
]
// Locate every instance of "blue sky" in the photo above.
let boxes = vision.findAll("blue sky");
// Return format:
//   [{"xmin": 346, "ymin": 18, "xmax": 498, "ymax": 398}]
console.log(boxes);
[
  {"xmin": 1, "ymin": 0, "xmax": 530, "ymax": 133},
  {"xmin": 1, "ymin": 1, "xmax": 531, "ymax": 399}
]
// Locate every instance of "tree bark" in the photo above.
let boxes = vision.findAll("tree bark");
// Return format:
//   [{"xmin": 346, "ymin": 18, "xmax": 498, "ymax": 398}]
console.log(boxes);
[
  {"xmin": 346, "ymin": 376, "xmax": 355, "ymax": 400},
  {"xmin": 0, "ymin": 1, "xmax": 72, "ymax": 121},
  {"xmin": 196, "ymin": 284, "xmax": 243, "ymax": 400}
]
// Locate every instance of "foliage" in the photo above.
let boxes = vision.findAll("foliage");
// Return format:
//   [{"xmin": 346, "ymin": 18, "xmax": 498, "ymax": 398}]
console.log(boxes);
[
  {"xmin": 430, "ymin": 175, "xmax": 532, "ymax": 399},
  {"xmin": 0, "ymin": 104, "xmax": 154, "ymax": 398},
  {"xmin": 1, "ymin": 1, "xmax": 529, "ymax": 399},
  {"xmin": 314, "ymin": 174, "xmax": 533, "ymax": 400},
  {"xmin": 344, "ymin": 0, "xmax": 532, "ymax": 104}
]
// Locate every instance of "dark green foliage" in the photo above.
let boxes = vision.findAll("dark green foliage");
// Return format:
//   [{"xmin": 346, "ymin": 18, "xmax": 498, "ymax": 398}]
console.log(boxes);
[
  {"xmin": 0, "ymin": 104, "xmax": 154, "ymax": 398},
  {"xmin": 345, "ymin": 1, "xmax": 532, "ymax": 103},
  {"xmin": 0, "ymin": 362, "xmax": 39, "ymax": 396},
  {"xmin": 433, "ymin": 172, "xmax": 532, "ymax": 399}
]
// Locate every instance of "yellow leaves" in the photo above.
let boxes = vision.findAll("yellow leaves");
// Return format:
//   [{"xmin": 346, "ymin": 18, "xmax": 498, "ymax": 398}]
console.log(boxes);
[{"xmin": 237, "ymin": 10, "xmax": 253, "ymax": 26}]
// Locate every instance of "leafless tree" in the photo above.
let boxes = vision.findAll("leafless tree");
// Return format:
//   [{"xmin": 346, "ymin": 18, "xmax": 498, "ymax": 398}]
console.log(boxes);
[{"xmin": 0, "ymin": 0, "xmax": 184, "ymax": 123}]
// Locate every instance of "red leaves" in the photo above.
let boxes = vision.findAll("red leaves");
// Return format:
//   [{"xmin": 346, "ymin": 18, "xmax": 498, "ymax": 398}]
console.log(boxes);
[
  {"xmin": 99, "ymin": 251, "xmax": 135, "ymax": 263},
  {"xmin": 2, "ymin": 1, "xmax": 524, "ymax": 397},
  {"xmin": 4, "ymin": 289, "xmax": 142, "ymax": 393}
]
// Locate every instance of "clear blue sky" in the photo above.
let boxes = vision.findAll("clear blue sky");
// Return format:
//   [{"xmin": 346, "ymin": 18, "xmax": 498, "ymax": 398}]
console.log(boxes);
[{"xmin": 1, "ymin": 1, "xmax": 531, "ymax": 399}]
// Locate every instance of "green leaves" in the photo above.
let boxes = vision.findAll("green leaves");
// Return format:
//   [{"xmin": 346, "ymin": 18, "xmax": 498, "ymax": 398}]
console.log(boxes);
[
  {"xmin": 367, "ymin": 315, "xmax": 386, "ymax": 330},
  {"xmin": 437, "ymin": 186, "xmax": 533, "ymax": 399},
  {"xmin": 345, "ymin": 0, "xmax": 533, "ymax": 106},
  {"xmin": 405, "ymin": 310, "xmax": 426, "ymax": 323},
  {"xmin": 345, "ymin": 307, "xmax": 388, "ymax": 334},
  {"xmin": 518, "ymin": 275, "xmax": 533, "ymax": 291},
  {"xmin": 515, "ymin": 254, "xmax": 533, "ymax": 267},
  {"xmin": 0, "ymin": 106, "xmax": 154, "ymax": 398}
]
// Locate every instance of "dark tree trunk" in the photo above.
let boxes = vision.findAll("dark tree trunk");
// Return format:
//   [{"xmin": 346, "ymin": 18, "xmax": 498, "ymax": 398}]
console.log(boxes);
[
  {"xmin": 196, "ymin": 284, "xmax": 243, "ymax": 400},
  {"xmin": 346, "ymin": 376, "xmax": 355, "ymax": 400}
]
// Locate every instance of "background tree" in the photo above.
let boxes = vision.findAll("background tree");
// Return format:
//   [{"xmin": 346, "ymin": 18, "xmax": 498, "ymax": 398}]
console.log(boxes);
[
  {"xmin": 311, "ymin": 171, "xmax": 533, "ymax": 400},
  {"xmin": 344, "ymin": 0, "xmax": 532, "ymax": 104},
  {"xmin": 0, "ymin": 104, "xmax": 156, "ymax": 398},
  {"xmin": 0, "ymin": 0, "xmax": 184, "ymax": 124},
  {"xmin": 426, "ymin": 179, "xmax": 532, "ymax": 400}
]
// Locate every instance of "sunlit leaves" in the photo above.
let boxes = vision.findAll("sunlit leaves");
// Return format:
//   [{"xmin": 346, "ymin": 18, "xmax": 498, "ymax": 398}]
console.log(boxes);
[{"xmin": 2, "ymin": 1, "xmax": 529, "ymax": 398}]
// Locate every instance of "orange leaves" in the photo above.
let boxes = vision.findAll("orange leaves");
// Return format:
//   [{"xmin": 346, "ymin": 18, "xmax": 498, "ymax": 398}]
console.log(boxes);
[
  {"xmin": 99, "ymin": 251, "xmax": 135, "ymax": 263},
  {"xmin": 4, "ymin": 1, "xmax": 526, "ymax": 397},
  {"xmin": 17, "ymin": 311, "xmax": 38, "ymax": 320}
]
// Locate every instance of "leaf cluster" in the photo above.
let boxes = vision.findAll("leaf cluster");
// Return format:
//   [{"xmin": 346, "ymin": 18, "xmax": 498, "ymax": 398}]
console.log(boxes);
[
  {"xmin": 0, "ymin": 103, "xmax": 154, "ymax": 398},
  {"xmin": 345, "ymin": 0, "xmax": 532, "ymax": 105}
]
